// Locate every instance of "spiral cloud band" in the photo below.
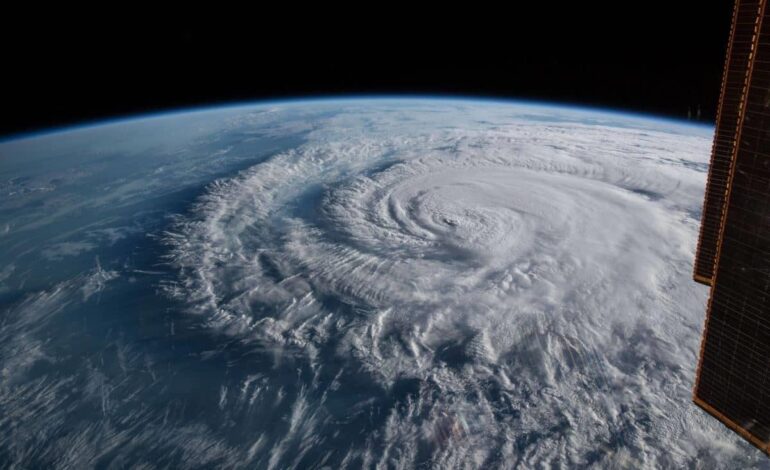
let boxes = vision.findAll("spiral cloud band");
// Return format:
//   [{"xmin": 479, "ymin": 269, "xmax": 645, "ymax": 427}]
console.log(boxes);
[{"xmin": 157, "ymin": 101, "xmax": 746, "ymax": 467}]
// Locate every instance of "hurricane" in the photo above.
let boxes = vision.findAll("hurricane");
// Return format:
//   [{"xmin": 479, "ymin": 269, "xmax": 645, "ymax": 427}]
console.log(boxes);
[{"xmin": 0, "ymin": 99, "xmax": 764, "ymax": 468}]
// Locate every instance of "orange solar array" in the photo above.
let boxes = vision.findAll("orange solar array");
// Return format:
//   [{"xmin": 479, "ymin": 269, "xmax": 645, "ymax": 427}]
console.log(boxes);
[
  {"xmin": 693, "ymin": 0, "xmax": 770, "ymax": 455},
  {"xmin": 694, "ymin": 0, "xmax": 762, "ymax": 285}
]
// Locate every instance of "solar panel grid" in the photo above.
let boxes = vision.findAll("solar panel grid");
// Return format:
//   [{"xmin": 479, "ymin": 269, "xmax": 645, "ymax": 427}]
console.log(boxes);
[
  {"xmin": 693, "ymin": 0, "xmax": 770, "ymax": 455},
  {"xmin": 694, "ymin": 0, "xmax": 762, "ymax": 284}
]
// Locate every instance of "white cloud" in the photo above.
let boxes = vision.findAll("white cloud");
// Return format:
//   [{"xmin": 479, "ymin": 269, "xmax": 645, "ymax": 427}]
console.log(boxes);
[{"xmin": 161, "ymin": 103, "xmax": 747, "ymax": 466}]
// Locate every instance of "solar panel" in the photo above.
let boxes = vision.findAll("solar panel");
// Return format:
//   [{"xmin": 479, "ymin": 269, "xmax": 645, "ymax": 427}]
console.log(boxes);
[
  {"xmin": 693, "ymin": 0, "xmax": 770, "ymax": 454},
  {"xmin": 694, "ymin": 0, "xmax": 763, "ymax": 285}
]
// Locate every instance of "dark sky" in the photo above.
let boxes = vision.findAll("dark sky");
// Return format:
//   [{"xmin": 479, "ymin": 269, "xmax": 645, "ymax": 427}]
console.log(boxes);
[{"xmin": 2, "ymin": 3, "xmax": 733, "ymax": 138}]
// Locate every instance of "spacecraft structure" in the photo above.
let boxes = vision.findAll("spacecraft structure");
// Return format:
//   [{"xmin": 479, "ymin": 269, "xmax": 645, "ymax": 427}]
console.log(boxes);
[{"xmin": 693, "ymin": 0, "xmax": 770, "ymax": 454}]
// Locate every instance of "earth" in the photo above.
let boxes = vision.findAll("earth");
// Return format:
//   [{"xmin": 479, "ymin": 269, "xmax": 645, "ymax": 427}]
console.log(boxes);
[{"xmin": 0, "ymin": 98, "xmax": 766, "ymax": 468}]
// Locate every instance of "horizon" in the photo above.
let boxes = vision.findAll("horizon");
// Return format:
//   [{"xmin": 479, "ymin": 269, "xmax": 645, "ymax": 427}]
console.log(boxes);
[{"xmin": 0, "ymin": 94, "xmax": 716, "ymax": 144}]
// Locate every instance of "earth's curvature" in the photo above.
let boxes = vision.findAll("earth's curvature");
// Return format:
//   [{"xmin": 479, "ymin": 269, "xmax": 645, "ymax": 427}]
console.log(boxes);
[{"xmin": 0, "ymin": 98, "xmax": 765, "ymax": 468}]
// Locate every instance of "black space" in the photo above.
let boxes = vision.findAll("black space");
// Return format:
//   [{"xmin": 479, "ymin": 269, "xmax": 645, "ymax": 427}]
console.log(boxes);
[{"xmin": 2, "ymin": 3, "xmax": 734, "ymax": 138}]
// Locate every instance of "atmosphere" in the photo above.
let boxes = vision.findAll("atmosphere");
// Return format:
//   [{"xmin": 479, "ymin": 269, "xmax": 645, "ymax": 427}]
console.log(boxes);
[{"xmin": 2, "ymin": 2, "xmax": 731, "ymax": 137}]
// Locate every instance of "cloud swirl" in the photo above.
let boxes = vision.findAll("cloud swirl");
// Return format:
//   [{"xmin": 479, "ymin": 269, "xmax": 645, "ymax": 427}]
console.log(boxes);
[{"xmin": 161, "ymin": 105, "xmax": 740, "ymax": 467}]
